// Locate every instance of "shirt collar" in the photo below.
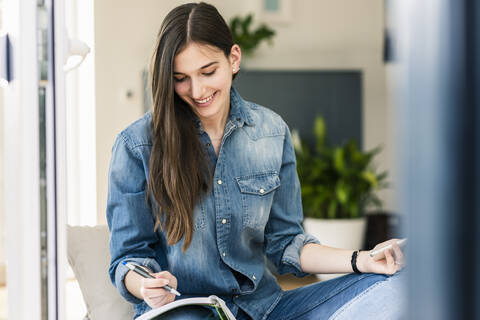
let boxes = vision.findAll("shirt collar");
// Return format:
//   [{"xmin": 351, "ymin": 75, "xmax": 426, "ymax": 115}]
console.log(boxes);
[{"xmin": 229, "ymin": 86, "xmax": 254, "ymax": 128}]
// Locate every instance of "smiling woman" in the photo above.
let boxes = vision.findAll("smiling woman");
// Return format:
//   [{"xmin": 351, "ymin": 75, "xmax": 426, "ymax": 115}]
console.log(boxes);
[
  {"xmin": 172, "ymin": 43, "xmax": 241, "ymax": 144},
  {"xmin": 106, "ymin": 2, "xmax": 406, "ymax": 320},
  {"xmin": 146, "ymin": 3, "xmax": 242, "ymax": 254}
]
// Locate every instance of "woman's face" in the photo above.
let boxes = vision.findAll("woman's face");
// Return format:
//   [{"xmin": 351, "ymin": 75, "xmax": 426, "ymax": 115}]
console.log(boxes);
[{"xmin": 173, "ymin": 42, "xmax": 241, "ymax": 122}]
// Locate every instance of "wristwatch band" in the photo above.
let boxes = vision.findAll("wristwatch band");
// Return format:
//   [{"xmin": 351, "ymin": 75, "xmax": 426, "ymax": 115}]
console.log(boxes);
[{"xmin": 351, "ymin": 250, "xmax": 362, "ymax": 274}]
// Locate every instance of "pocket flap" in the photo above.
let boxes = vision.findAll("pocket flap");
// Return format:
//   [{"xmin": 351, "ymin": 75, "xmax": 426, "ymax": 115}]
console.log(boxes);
[{"xmin": 235, "ymin": 171, "xmax": 281, "ymax": 195}]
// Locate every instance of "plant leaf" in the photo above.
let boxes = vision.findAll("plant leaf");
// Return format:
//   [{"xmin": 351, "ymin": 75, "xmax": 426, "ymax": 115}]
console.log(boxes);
[
  {"xmin": 314, "ymin": 117, "xmax": 326, "ymax": 152},
  {"xmin": 361, "ymin": 170, "xmax": 378, "ymax": 188}
]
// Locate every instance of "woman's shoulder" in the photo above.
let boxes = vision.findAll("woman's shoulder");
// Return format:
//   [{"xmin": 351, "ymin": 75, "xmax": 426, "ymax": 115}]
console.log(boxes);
[
  {"xmin": 243, "ymin": 100, "xmax": 287, "ymax": 137},
  {"xmin": 117, "ymin": 110, "xmax": 153, "ymax": 151}
]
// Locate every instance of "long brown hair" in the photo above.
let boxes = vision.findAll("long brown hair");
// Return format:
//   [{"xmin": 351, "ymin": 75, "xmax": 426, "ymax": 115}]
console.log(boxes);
[{"xmin": 147, "ymin": 2, "xmax": 234, "ymax": 251}]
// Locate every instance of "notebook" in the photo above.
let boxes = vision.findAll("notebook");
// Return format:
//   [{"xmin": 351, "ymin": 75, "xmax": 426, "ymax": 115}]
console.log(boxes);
[{"xmin": 136, "ymin": 295, "xmax": 236, "ymax": 320}]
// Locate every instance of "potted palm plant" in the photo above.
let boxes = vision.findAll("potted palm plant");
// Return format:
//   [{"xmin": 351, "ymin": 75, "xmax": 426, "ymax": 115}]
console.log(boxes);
[
  {"xmin": 292, "ymin": 116, "xmax": 388, "ymax": 280},
  {"xmin": 229, "ymin": 13, "xmax": 275, "ymax": 58}
]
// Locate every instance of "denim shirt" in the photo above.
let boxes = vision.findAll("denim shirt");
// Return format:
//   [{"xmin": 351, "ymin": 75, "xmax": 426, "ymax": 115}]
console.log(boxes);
[{"xmin": 106, "ymin": 87, "xmax": 320, "ymax": 319}]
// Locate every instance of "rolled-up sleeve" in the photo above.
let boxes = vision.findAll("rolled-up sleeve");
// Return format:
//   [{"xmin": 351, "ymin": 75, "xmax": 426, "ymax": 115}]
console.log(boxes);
[
  {"xmin": 114, "ymin": 257, "xmax": 162, "ymax": 304},
  {"xmin": 106, "ymin": 132, "xmax": 162, "ymax": 303},
  {"xmin": 264, "ymin": 123, "xmax": 320, "ymax": 277}
]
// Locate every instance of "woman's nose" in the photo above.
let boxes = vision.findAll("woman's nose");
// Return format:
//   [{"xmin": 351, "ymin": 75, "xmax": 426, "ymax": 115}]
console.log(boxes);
[{"xmin": 190, "ymin": 78, "xmax": 205, "ymax": 100}]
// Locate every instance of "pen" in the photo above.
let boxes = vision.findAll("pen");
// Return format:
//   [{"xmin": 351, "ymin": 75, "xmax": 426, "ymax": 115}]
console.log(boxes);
[
  {"xmin": 123, "ymin": 261, "xmax": 181, "ymax": 296},
  {"xmin": 369, "ymin": 238, "xmax": 408, "ymax": 260}
]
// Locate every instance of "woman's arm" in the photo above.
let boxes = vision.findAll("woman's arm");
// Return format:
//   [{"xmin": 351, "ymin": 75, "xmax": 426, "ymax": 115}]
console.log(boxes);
[
  {"xmin": 300, "ymin": 239, "xmax": 405, "ymax": 275},
  {"xmin": 300, "ymin": 243, "xmax": 357, "ymax": 274},
  {"xmin": 263, "ymin": 123, "xmax": 321, "ymax": 276},
  {"xmin": 107, "ymin": 133, "xmax": 169, "ymax": 304}
]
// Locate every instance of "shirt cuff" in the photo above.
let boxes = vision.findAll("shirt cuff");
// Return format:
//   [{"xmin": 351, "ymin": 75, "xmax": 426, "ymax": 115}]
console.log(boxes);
[
  {"xmin": 281, "ymin": 233, "xmax": 320, "ymax": 277},
  {"xmin": 114, "ymin": 257, "xmax": 162, "ymax": 304}
]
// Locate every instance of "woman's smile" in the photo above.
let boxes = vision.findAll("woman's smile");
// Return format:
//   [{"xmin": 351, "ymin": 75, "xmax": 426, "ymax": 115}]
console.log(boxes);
[{"xmin": 193, "ymin": 91, "xmax": 218, "ymax": 107}]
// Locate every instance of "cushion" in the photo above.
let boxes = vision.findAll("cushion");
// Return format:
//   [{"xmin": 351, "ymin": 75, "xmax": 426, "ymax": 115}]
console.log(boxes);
[{"xmin": 67, "ymin": 225, "xmax": 134, "ymax": 320}]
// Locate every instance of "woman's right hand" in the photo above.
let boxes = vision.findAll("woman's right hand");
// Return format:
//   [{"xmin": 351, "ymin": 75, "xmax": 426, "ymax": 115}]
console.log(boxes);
[{"xmin": 140, "ymin": 271, "xmax": 178, "ymax": 309}]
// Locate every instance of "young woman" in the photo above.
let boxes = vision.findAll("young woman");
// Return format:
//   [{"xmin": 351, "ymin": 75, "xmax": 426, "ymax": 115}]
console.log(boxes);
[{"xmin": 107, "ymin": 2, "xmax": 406, "ymax": 319}]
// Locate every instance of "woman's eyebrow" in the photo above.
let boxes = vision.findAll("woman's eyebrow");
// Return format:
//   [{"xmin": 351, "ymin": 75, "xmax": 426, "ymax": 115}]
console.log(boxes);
[{"xmin": 173, "ymin": 61, "xmax": 218, "ymax": 75}]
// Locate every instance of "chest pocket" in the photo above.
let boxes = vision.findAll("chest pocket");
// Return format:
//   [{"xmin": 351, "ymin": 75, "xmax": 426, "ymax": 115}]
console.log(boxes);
[{"xmin": 235, "ymin": 171, "xmax": 281, "ymax": 231}]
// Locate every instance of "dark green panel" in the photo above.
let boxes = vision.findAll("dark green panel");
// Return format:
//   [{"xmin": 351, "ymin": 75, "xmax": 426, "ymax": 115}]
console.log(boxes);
[{"xmin": 234, "ymin": 70, "xmax": 362, "ymax": 149}]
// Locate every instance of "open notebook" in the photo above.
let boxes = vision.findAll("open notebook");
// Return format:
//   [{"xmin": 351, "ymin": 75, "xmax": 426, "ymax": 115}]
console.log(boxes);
[{"xmin": 137, "ymin": 295, "xmax": 237, "ymax": 320}]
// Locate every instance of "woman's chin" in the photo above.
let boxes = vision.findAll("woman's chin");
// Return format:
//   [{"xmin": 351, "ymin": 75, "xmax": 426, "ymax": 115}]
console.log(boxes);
[
  {"xmin": 196, "ymin": 109, "xmax": 218, "ymax": 121},
  {"xmin": 194, "ymin": 104, "xmax": 224, "ymax": 121}
]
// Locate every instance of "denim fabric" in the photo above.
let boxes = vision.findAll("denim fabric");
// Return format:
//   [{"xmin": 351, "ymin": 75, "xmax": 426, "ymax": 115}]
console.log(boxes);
[
  {"xmin": 106, "ymin": 87, "xmax": 320, "ymax": 319},
  {"xmin": 234, "ymin": 272, "xmax": 406, "ymax": 320},
  {"xmin": 328, "ymin": 271, "xmax": 407, "ymax": 320}
]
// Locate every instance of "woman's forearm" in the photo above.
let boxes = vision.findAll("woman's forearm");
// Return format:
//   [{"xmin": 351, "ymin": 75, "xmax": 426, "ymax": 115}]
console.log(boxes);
[{"xmin": 300, "ymin": 243, "xmax": 361, "ymax": 274}]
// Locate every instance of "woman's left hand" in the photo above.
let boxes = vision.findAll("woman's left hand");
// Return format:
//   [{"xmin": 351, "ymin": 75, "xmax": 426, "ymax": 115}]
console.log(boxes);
[{"xmin": 357, "ymin": 238, "xmax": 406, "ymax": 275}]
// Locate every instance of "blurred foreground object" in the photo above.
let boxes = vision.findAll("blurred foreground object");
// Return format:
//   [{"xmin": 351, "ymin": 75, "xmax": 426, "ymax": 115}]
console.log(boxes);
[{"xmin": 394, "ymin": 0, "xmax": 480, "ymax": 319}]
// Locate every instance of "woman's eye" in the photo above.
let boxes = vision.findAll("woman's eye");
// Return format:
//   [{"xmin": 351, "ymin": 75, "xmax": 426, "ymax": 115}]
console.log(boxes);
[
  {"xmin": 174, "ymin": 77, "xmax": 186, "ymax": 83},
  {"xmin": 203, "ymin": 70, "xmax": 216, "ymax": 76}
]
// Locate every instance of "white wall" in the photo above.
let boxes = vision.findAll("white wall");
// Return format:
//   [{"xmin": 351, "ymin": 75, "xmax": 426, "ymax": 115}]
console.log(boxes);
[
  {"xmin": 65, "ymin": 0, "xmax": 97, "ymax": 226},
  {"xmin": 94, "ymin": 0, "xmax": 395, "ymax": 224},
  {"xmin": 0, "ymin": 88, "xmax": 4, "ymax": 269}
]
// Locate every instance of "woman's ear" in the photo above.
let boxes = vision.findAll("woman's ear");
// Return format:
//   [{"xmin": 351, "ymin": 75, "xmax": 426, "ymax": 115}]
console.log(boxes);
[{"xmin": 230, "ymin": 44, "xmax": 242, "ymax": 74}]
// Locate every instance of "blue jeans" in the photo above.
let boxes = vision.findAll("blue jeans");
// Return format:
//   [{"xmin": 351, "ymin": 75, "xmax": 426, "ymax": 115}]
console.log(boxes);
[
  {"xmin": 238, "ymin": 271, "xmax": 406, "ymax": 320},
  {"xmin": 146, "ymin": 272, "xmax": 406, "ymax": 320}
]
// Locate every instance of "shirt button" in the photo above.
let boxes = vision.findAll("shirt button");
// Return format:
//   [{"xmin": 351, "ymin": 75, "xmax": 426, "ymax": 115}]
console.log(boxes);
[
  {"xmin": 217, "ymin": 179, "xmax": 223, "ymax": 185},
  {"xmin": 259, "ymin": 188, "xmax": 265, "ymax": 194},
  {"xmin": 206, "ymin": 142, "xmax": 211, "ymax": 147},
  {"xmin": 222, "ymin": 252, "xmax": 226, "ymax": 257},
  {"xmin": 222, "ymin": 219, "xmax": 227, "ymax": 224},
  {"xmin": 252, "ymin": 275, "xmax": 256, "ymax": 280}
]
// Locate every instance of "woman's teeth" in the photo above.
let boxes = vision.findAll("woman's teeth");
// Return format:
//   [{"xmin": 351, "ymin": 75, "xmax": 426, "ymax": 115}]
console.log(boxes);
[{"xmin": 195, "ymin": 92, "xmax": 215, "ymax": 104}]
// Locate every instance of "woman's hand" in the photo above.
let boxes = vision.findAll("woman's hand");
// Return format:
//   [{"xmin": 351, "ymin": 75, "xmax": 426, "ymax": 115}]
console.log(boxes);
[
  {"xmin": 357, "ymin": 239, "xmax": 406, "ymax": 275},
  {"xmin": 140, "ymin": 271, "xmax": 178, "ymax": 309}
]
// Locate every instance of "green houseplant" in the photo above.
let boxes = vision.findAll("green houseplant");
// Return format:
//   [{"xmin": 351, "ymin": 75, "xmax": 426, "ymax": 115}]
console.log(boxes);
[
  {"xmin": 293, "ymin": 116, "xmax": 388, "ymax": 280},
  {"xmin": 229, "ymin": 14, "xmax": 275, "ymax": 56},
  {"xmin": 293, "ymin": 116, "xmax": 388, "ymax": 219}
]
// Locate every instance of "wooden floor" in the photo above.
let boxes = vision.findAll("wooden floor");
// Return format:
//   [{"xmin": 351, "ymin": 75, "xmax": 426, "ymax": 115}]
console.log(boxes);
[{"xmin": 276, "ymin": 273, "xmax": 319, "ymax": 290}]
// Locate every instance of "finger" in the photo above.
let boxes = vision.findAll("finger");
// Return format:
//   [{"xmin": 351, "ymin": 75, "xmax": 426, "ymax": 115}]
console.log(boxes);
[
  {"xmin": 142, "ymin": 277, "xmax": 170, "ymax": 289},
  {"xmin": 384, "ymin": 248, "xmax": 397, "ymax": 274},
  {"xmin": 154, "ymin": 271, "xmax": 173, "ymax": 279},
  {"xmin": 146, "ymin": 292, "xmax": 172, "ymax": 301},
  {"xmin": 371, "ymin": 238, "xmax": 399, "ymax": 251},
  {"xmin": 392, "ymin": 243, "xmax": 405, "ymax": 263},
  {"xmin": 142, "ymin": 285, "xmax": 176, "ymax": 309},
  {"xmin": 147, "ymin": 291, "xmax": 176, "ymax": 303},
  {"xmin": 154, "ymin": 271, "xmax": 178, "ymax": 288},
  {"xmin": 142, "ymin": 287, "xmax": 171, "ymax": 299},
  {"xmin": 153, "ymin": 271, "xmax": 175, "ymax": 283},
  {"xmin": 142, "ymin": 277, "xmax": 169, "ymax": 287}
]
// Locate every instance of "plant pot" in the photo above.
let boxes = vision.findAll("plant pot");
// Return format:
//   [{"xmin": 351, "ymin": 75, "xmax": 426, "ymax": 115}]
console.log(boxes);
[{"xmin": 303, "ymin": 217, "xmax": 367, "ymax": 281}]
